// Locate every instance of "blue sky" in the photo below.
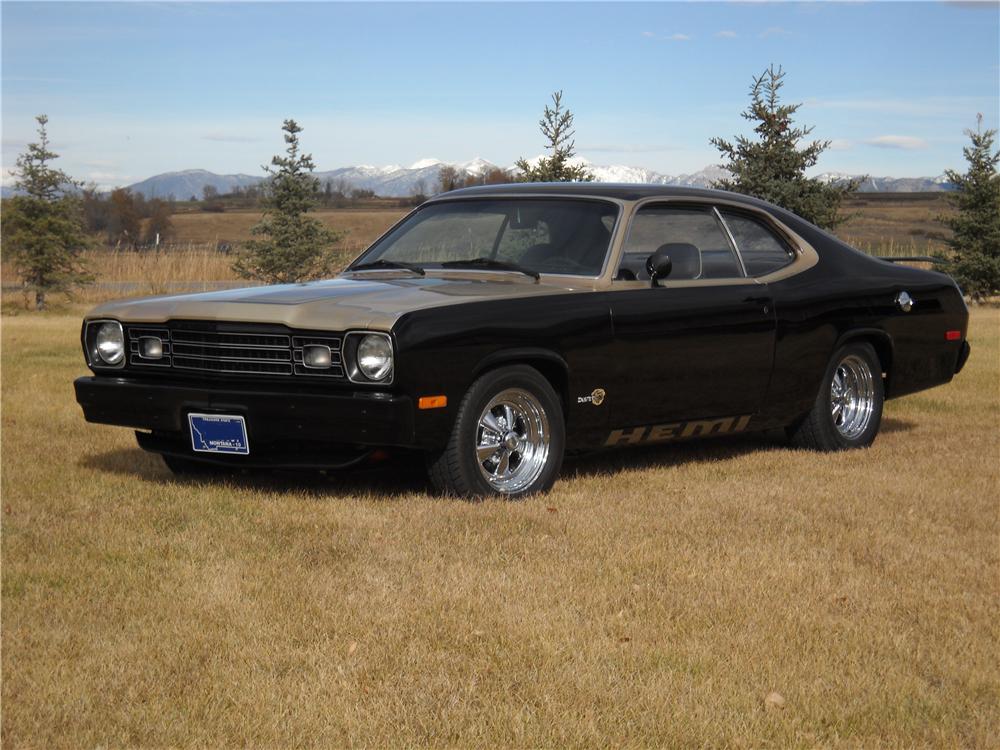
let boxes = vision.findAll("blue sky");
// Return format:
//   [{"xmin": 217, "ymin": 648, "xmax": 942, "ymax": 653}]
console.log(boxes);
[{"xmin": 2, "ymin": 1, "xmax": 998, "ymax": 188}]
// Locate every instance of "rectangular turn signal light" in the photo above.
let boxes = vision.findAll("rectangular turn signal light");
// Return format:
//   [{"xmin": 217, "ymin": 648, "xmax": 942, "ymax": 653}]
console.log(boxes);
[
  {"xmin": 945, "ymin": 330, "xmax": 961, "ymax": 341},
  {"xmin": 418, "ymin": 395, "xmax": 448, "ymax": 410}
]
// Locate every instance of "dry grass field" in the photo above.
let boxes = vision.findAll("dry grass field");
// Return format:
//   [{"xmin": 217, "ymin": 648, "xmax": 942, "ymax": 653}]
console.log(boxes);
[
  {"xmin": 838, "ymin": 193, "xmax": 954, "ymax": 255},
  {"xmin": 167, "ymin": 207, "xmax": 407, "ymax": 248},
  {"xmin": 1, "ymin": 307, "xmax": 997, "ymax": 747}
]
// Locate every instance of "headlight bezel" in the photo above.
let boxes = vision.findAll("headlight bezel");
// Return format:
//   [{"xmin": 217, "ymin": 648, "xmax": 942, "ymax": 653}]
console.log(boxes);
[
  {"xmin": 344, "ymin": 331, "xmax": 394, "ymax": 385},
  {"xmin": 83, "ymin": 319, "xmax": 126, "ymax": 370}
]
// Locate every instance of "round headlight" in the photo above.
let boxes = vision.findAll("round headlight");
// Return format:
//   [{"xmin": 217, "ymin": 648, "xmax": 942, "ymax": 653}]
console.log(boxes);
[
  {"xmin": 357, "ymin": 334, "xmax": 392, "ymax": 381},
  {"xmin": 95, "ymin": 322, "xmax": 125, "ymax": 365}
]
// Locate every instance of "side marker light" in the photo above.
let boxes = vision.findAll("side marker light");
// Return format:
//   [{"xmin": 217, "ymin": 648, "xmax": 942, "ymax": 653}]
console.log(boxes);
[{"xmin": 418, "ymin": 395, "xmax": 448, "ymax": 410}]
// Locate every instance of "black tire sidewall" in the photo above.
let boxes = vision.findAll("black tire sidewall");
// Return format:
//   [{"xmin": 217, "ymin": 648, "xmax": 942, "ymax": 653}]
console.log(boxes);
[
  {"xmin": 454, "ymin": 365, "xmax": 565, "ymax": 498},
  {"xmin": 820, "ymin": 342, "xmax": 884, "ymax": 449}
]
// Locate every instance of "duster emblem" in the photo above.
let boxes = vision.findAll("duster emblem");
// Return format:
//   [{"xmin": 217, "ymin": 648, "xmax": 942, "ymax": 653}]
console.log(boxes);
[{"xmin": 577, "ymin": 388, "xmax": 606, "ymax": 406}]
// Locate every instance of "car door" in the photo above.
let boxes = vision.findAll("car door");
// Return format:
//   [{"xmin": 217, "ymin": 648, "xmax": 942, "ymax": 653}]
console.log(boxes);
[{"xmin": 607, "ymin": 203, "xmax": 776, "ymax": 434}]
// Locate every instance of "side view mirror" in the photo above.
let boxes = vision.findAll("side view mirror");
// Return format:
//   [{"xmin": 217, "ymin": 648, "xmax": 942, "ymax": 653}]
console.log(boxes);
[{"xmin": 646, "ymin": 249, "xmax": 673, "ymax": 287}]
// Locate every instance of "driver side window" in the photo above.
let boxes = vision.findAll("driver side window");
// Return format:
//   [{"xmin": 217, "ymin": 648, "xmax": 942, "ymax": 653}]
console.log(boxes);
[{"xmin": 617, "ymin": 205, "xmax": 744, "ymax": 281}]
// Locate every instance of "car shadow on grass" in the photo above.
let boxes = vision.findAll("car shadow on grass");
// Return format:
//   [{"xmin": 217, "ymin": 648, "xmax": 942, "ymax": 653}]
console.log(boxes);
[
  {"xmin": 81, "ymin": 447, "xmax": 431, "ymax": 498},
  {"xmin": 562, "ymin": 415, "xmax": 917, "ymax": 480},
  {"xmin": 562, "ymin": 432, "xmax": 785, "ymax": 480},
  {"xmin": 82, "ymin": 417, "xmax": 918, "ymax": 498},
  {"xmin": 880, "ymin": 416, "xmax": 917, "ymax": 434}
]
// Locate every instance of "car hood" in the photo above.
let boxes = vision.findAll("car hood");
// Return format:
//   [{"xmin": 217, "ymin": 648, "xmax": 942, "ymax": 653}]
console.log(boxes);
[{"xmin": 85, "ymin": 272, "xmax": 585, "ymax": 331}]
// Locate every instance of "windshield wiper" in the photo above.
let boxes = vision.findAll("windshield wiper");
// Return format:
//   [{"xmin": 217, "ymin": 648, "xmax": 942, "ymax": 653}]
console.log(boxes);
[
  {"xmin": 348, "ymin": 259, "xmax": 425, "ymax": 276},
  {"xmin": 440, "ymin": 257, "xmax": 540, "ymax": 281}
]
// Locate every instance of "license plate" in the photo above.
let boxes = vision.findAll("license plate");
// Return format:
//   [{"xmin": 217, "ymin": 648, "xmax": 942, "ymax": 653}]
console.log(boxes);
[{"xmin": 188, "ymin": 413, "xmax": 249, "ymax": 455}]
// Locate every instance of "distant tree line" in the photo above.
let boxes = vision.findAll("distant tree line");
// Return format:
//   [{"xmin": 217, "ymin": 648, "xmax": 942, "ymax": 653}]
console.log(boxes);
[{"xmin": 81, "ymin": 187, "xmax": 175, "ymax": 247}]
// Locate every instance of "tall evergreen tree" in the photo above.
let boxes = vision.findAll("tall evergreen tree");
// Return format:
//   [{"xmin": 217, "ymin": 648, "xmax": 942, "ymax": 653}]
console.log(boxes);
[
  {"xmin": 516, "ymin": 91, "xmax": 594, "ymax": 183},
  {"xmin": 711, "ymin": 66, "xmax": 860, "ymax": 229},
  {"xmin": 232, "ymin": 120, "xmax": 343, "ymax": 283},
  {"xmin": 3, "ymin": 115, "xmax": 91, "ymax": 310},
  {"xmin": 940, "ymin": 115, "xmax": 1000, "ymax": 300}
]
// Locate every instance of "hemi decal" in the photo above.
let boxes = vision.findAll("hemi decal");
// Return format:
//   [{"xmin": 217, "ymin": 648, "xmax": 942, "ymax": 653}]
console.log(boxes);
[{"xmin": 605, "ymin": 414, "xmax": 752, "ymax": 447}]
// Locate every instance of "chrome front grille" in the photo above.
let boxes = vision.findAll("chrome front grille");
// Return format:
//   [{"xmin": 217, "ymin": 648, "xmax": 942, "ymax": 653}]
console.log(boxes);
[
  {"xmin": 125, "ymin": 323, "xmax": 344, "ymax": 379},
  {"xmin": 171, "ymin": 329, "xmax": 293, "ymax": 375}
]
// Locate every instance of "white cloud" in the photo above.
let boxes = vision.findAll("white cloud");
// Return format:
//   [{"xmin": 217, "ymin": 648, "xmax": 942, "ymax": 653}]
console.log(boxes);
[
  {"xmin": 669, "ymin": 33, "xmax": 692, "ymax": 41},
  {"xmin": 715, "ymin": 30, "xmax": 738, "ymax": 39},
  {"xmin": 828, "ymin": 139, "xmax": 854, "ymax": 151},
  {"xmin": 864, "ymin": 135, "xmax": 930, "ymax": 150}
]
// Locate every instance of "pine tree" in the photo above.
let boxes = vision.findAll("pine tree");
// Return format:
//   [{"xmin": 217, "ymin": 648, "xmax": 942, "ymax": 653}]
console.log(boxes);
[
  {"xmin": 516, "ymin": 91, "xmax": 594, "ymax": 183},
  {"xmin": 232, "ymin": 120, "xmax": 343, "ymax": 283},
  {"xmin": 940, "ymin": 115, "xmax": 1000, "ymax": 300},
  {"xmin": 711, "ymin": 66, "xmax": 860, "ymax": 229},
  {"xmin": 3, "ymin": 115, "xmax": 92, "ymax": 310}
]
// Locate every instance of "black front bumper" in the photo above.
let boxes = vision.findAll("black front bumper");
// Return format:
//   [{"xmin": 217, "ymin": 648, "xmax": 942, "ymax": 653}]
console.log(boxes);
[
  {"xmin": 956, "ymin": 340, "xmax": 971, "ymax": 374},
  {"xmin": 74, "ymin": 376, "xmax": 416, "ymax": 465}
]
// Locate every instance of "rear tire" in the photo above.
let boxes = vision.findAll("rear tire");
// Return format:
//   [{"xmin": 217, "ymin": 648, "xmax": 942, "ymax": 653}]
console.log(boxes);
[
  {"xmin": 789, "ymin": 341, "xmax": 884, "ymax": 451},
  {"xmin": 427, "ymin": 365, "xmax": 565, "ymax": 498}
]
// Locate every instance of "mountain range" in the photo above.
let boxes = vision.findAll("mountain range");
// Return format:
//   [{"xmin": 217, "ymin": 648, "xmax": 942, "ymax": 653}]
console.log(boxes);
[{"xmin": 3, "ymin": 158, "xmax": 955, "ymax": 199}]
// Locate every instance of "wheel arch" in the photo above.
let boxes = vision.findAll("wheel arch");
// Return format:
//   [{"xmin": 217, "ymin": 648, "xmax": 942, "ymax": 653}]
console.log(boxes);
[
  {"xmin": 834, "ymin": 328, "xmax": 895, "ymax": 396},
  {"xmin": 471, "ymin": 348, "xmax": 570, "ymax": 412}
]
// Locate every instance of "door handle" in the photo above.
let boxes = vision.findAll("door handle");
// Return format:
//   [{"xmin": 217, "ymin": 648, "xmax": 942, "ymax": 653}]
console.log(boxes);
[{"xmin": 743, "ymin": 295, "xmax": 772, "ymax": 315}]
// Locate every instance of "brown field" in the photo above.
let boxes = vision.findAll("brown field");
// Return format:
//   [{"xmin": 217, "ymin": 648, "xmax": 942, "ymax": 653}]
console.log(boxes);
[
  {"xmin": 0, "ymin": 194, "xmax": 957, "ymax": 307},
  {"xmin": 1, "ymin": 308, "xmax": 997, "ymax": 747},
  {"xmin": 838, "ymin": 193, "xmax": 955, "ymax": 255},
  {"xmin": 167, "ymin": 207, "xmax": 407, "ymax": 248}
]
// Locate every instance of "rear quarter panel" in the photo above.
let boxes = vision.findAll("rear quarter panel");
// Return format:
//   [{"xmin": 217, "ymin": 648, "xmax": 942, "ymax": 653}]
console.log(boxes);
[{"xmin": 765, "ymin": 213, "xmax": 968, "ymax": 424}]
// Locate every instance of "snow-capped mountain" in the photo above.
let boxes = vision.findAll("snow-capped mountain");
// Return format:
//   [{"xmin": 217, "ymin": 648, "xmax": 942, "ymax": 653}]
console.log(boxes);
[
  {"xmin": 116, "ymin": 159, "xmax": 954, "ymax": 200},
  {"xmin": 815, "ymin": 172, "xmax": 953, "ymax": 193}
]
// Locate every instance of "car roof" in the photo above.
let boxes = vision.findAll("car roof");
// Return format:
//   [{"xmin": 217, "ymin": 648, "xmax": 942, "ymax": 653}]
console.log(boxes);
[{"xmin": 434, "ymin": 182, "xmax": 775, "ymax": 208}]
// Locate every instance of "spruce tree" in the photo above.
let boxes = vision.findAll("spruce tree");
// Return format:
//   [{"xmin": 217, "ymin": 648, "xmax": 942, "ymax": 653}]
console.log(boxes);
[
  {"xmin": 711, "ymin": 66, "xmax": 860, "ymax": 229},
  {"xmin": 516, "ymin": 91, "xmax": 594, "ymax": 183},
  {"xmin": 232, "ymin": 120, "xmax": 343, "ymax": 283},
  {"xmin": 3, "ymin": 115, "xmax": 92, "ymax": 310},
  {"xmin": 941, "ymin": 115, "xmax": 1000, "ymax": 300}
]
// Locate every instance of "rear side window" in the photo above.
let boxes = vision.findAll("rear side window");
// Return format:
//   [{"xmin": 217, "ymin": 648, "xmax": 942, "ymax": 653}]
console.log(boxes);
[
  {"xmin": 618, "ymin": 206, "xmax": 744, "ymax": 281},
  {"xmin": 720, "ymin": 211, "xmax": 795, "ymax": 276}
]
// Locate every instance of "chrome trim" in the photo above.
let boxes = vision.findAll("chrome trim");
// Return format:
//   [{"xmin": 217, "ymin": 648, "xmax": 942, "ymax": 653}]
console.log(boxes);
[
  {"xmin": 344, "ymin": 331, "xmax": 394, "ymax": 385},
  {"xmin": 118, "ymin": 324, "xmax": 350, "ymax": 380},
  {"xmin": 896, "ymin": 291, "xmax": 915, "ymax": 312},
  {"xmin": 713, "ymin": 206, "xmax": 749, "ymax": 278},
  {"xmin": 84, "ymin": 319, "xmax": 126, "ymax": 370},
  {"xmin": 611, "ymin": 195, "xmax": 819, "ymax": 287}
]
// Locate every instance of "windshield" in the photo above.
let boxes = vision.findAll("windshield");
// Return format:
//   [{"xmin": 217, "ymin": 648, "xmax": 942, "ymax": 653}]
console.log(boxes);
[{"xmin": 353, "ymin": 199, "xmax": 619, "ymax": 277}]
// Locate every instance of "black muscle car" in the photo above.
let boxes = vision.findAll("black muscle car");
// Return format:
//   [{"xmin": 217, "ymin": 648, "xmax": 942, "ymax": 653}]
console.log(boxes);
[{"xmin": 75, "ymin": 184, "xmax": 971, "ymax": 497}]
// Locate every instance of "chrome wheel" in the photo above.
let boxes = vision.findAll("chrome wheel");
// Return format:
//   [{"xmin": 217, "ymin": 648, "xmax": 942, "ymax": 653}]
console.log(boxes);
[
  {"xmin": 830, "ymin": 354, "xmax": 876, "ymax": 440},
  {"xmin": 475, "ymin": 388, "xmax": 551, "ymax": 494}
]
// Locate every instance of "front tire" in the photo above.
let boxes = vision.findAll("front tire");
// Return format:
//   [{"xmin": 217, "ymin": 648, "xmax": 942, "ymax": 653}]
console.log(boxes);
[
  {"xmin": 789, "ymin": 341, "xmax": 884, "ymax": 451},
  {"xmin": 427, "ymin": 365, "xmax": 565, "ymax": 498}
]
